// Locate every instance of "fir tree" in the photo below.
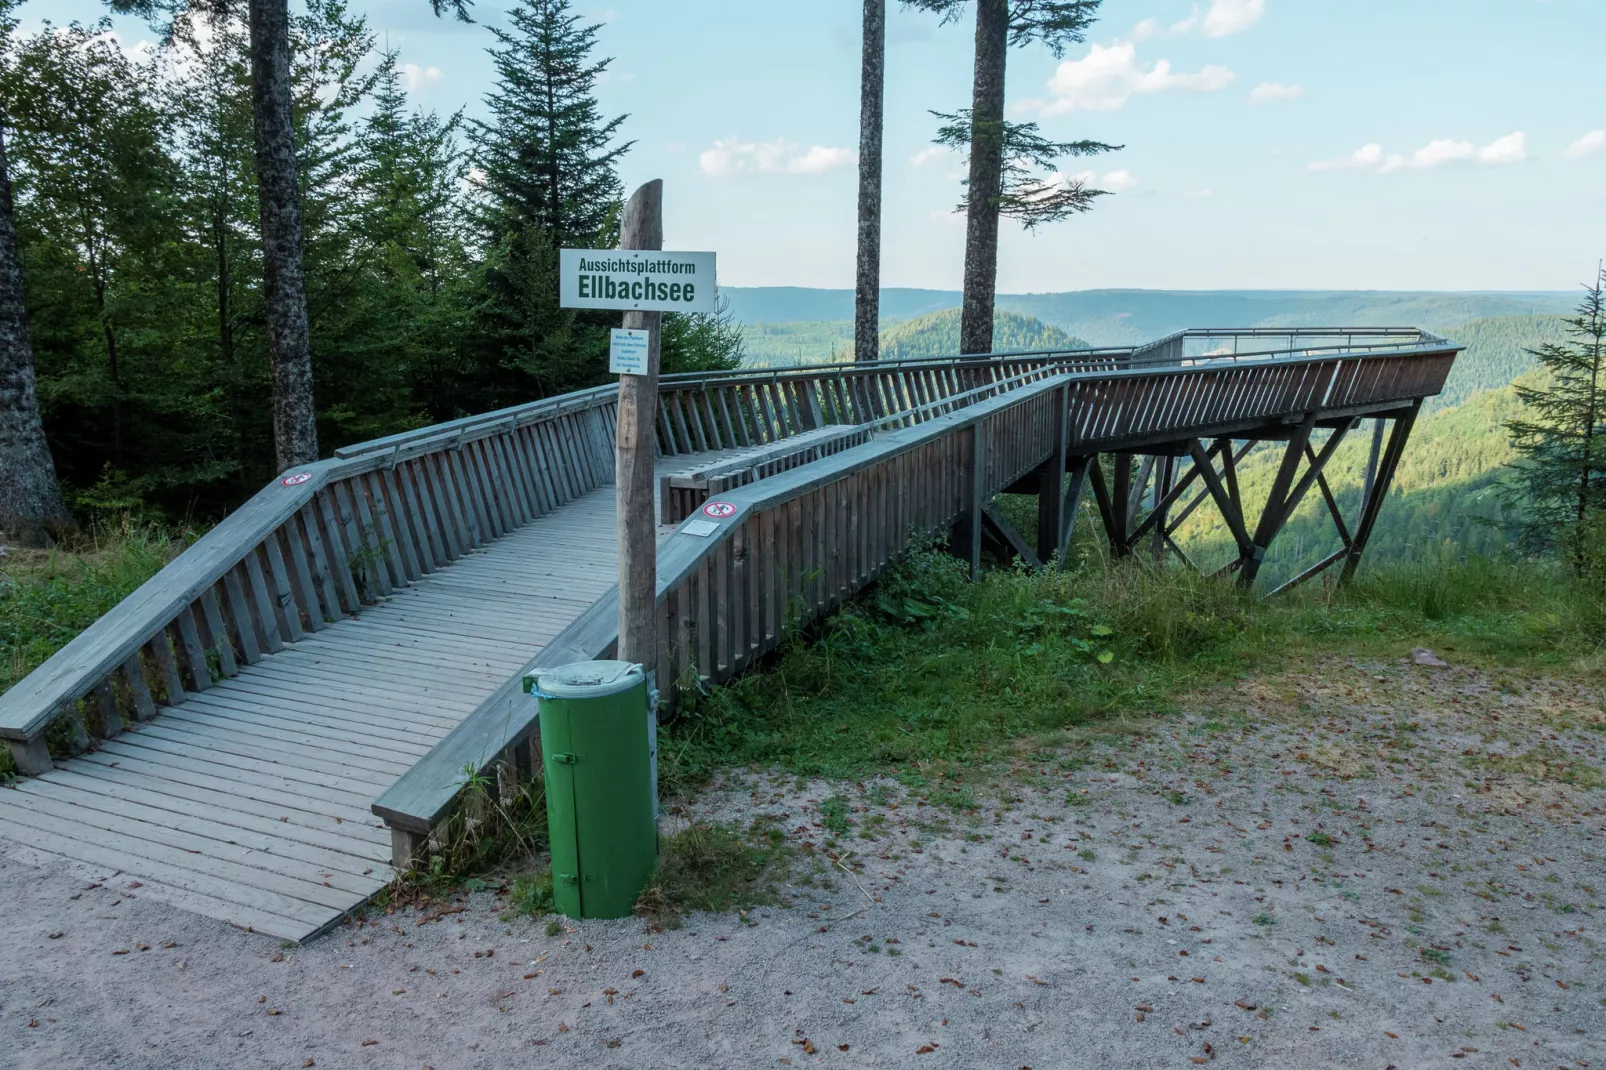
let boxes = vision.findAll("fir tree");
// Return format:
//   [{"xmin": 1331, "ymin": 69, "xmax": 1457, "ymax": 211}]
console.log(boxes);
[
  {"xmin": 906, "ymin": 0, "xmax": 1116, "ymax": 354},
  {"xmin": 1504, "ymin": 266, "xmax": 1606, "ymax": 572},
  {"xmin": 468, "ymin": 0, "xmax": 632, "ymax": 397}
]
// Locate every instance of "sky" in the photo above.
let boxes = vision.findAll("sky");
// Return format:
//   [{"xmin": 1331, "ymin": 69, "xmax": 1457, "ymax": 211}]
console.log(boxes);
[{"xmin": 29, "ymin": 0, "xmax": 1606, "ymax": 293}]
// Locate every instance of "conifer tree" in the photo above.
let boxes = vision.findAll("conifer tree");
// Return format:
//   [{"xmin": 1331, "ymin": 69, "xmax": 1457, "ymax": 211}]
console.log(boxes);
[
  {"xmin": 469, "ymin": 0, "xmax": 631, "ymax": 396},
  {"xmin": 906, "ymin": 0, "xmax": 1115, "ymax": 354},
  {"xmin": 1504, "ymin": 266, "xmax": 1606, "ymax": 572}
]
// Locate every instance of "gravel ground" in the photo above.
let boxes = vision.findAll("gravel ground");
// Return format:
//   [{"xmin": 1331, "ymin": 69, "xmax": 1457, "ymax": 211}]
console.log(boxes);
[{"xmin": 3, "ymin": 653, "xmax": 1604, "ymax": 1069}]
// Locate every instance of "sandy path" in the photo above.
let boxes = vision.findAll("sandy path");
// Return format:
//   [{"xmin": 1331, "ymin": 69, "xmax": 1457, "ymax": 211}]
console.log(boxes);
[{"xmin": 2, "ymin": 654, "xmax": 1603, "ymax": 1069}]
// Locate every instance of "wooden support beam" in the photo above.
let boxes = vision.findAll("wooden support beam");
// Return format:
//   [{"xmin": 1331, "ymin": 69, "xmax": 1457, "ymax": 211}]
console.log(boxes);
[
  {"xmin": 1341, "ymin": 403, "xmax": 1420, "ymax": 583},
  {"xmin": 1126, "ymin": 455, "xmax": 1155, "ymax": 533},
  {"xmin": 1151, "ymin": 455, "xmax": 1173, "ymax": 562},
  {"xmin": 1058, "ymin": 457, "xmax": 1091, "ymax": 568},
  {"xmin": 1035, "ymin": 385, "xmax": 1070, "ymax": 565},
  {"xmin": 1086, "ymin": 456, "xmax": 1120, "ymax": 557},
  {"xmin": 982, "ymin": 503, "xmax": 1042, "ymax": 570},
  {"xmin": 1238, "ymin": 413, "xmax": 1318, "ymax": 588},
  {"xmin": 1110, "ymin": 454, "xmax": 1132, "ymax": 554},
  {"xmin": 1306, "ymin": 442, "xmax": 1354, "ymax": 547},
  {"xmin": 1186, "ymin": 440, "xmax": 1253, "ymax": 557},
  {"xmin": 7, "ymin": 735, "xmax": 52, "ymax": 775},
  {"xmin": 1128, "ymin": 442, "xmax": 1211, "ymax": 548},
  {"xmin": 1268, "ymin": 547, "xmax": 1349, "ymax": 597}
]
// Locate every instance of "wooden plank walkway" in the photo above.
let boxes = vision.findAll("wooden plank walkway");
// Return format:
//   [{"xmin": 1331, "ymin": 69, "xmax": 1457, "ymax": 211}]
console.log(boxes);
[
  {"xmin": 0, "ymin": 334, "xmax": 1461, "ymax": 945},
  {"xmin": 0, "ymin": 455, "xmax": 726, "ymax": 942}
]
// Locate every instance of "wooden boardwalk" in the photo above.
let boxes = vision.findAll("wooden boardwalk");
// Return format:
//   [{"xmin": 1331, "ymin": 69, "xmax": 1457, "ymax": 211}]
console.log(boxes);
[
  {"xmin": 0, "ymin": 466, "xmax": 704, "ymax": 941},
  {"xmin": 0, "ymin": 333, "xmax": 1460, "ymax": 944}
]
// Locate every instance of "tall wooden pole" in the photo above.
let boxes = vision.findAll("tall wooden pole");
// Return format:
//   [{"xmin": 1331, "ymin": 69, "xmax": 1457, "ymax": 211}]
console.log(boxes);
[{"xmin": 616, "ymin": 180, "xmax": 664, "ymax": 665}]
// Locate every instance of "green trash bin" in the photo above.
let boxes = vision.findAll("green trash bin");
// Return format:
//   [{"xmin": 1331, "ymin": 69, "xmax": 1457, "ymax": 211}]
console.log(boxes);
[{"xmin": 524, "ymin": 660, "xmax": 658, "ymax": 920}]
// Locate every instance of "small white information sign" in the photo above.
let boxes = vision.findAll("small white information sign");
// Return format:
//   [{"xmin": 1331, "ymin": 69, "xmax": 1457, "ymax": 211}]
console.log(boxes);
[
  {"xmin": 609, "ymin": 328, "xmax": 651, "ymax": 376},
  {"xmin": 560, "ymin": 249, "xmax": 717, "ymax": 313}
]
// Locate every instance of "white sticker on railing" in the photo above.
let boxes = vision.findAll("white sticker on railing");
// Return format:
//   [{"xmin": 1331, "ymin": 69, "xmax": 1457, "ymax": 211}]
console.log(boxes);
[
  {"xmin": 701, "ymin": 501, "xmax": 737, "ymax": 519},
  {"xmin": 281, "ymin": 473, "xmax": 312, "ymax": 487},
  {"xmin": 682, "ymin": 519, "xmax": 719, "ymax": 537}
]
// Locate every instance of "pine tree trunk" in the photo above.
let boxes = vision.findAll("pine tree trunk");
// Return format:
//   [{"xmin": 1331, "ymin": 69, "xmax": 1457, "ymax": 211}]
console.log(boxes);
[
  {"xmin": 248, "ymin": 0, "xmax": 318, "ymax": 470},
  {"xmin": 0, "ymin": 126, "xmax": 71, "ymax": 547},
  {"xmin": 959, "ymin": 0, "xmax": 1009, "ymax": 356},
  {"xmin": 853, "ymin": 0, "xmax": 885, "ymax": 364}
]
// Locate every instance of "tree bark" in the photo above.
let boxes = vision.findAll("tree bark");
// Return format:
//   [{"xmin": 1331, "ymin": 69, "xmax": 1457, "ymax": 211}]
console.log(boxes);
[
  {"xmin": 0, "ymin": 125, "xmax": 72, "ymax": 547},
  {"xmin": 853, "ymin": 0, "xmax": 885, "ymax": 364},
  {"xmin": 616, "ymin": 180, "xmax": 663, "ymax": 668},
  {"xmin": 248, "ymin": 0, "xmax": 318, "ymax": 470},
  {"xmin": 959, "ymin": 0, "xmax": 1009, "ymax": 356}
]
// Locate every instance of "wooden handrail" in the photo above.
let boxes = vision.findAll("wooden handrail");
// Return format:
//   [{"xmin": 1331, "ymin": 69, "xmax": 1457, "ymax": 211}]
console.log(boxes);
[{"xmin": 371, "ymin": 340, "xmax": 1460, "ymax": 852}]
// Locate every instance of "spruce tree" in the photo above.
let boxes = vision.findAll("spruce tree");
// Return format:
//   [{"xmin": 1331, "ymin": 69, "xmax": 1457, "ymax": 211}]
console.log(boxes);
[
  {"xmin": 906, "ymin": 0, "xmax": 1115, "ymax": 354},
  {"xmin": 468, "ymin": 0, "xmax": 631, "ymax": 397},
  {"xmin": 1504, "ymin": 266, "xmax": 1606, "ymax": 572}
]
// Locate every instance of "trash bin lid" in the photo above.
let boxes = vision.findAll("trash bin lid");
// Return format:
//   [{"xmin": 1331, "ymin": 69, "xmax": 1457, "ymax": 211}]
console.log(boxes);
[{"xmin": 528, "ymin": 660, "xmax": 643, "ymax": 700}]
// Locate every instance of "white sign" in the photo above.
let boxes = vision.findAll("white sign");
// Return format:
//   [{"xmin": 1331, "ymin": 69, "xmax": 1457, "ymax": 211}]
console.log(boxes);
[
  {"xmin": 560, "ymin": 249, "xmax": 717, "ymax": 313},
  {"xmin": 701, "ymin": 501, "xmax": 737, "ymax": 519},
  {"xmin": 609, "ymin": 328, "xmax": 651, "ymax": 375}
]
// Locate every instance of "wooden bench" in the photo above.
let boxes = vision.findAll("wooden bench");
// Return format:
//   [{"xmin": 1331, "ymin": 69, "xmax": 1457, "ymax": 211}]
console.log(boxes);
[{"xmin": 658, "ymin": 425, "xmax": 874, "ymax": 524}]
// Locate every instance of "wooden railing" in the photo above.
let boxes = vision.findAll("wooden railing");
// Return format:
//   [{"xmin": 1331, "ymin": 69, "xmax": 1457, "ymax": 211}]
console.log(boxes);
[
  {"xmin": 3, "ymin": 329, "xmax": 1455, "ymax": 867},
  {"xmin": 0, "ymin": 391, "xmax": 621, "ymax": 775},
  {"xmin": 0, "ymin": 348, "xmax": 1099, "ymax": 775},
  {"xmin": 371, "ymin": 335, "xmax": 1457, "ymax": 862}
]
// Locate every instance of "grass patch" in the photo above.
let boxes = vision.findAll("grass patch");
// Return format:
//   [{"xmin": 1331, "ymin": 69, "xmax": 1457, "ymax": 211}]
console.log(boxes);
[
  {"xmin": 633, "ymin": 821, "xmax": 791, "ymax": 925},
  {"xmin": 1460, "ymin": 744, "xmax": 1605, "ymax": 789},
  {"xmin": 0, "ymin": 522, "xmax": 180, "ymax": 778},
  {"xmin": 659, "ymin": 545, "xmax": 1602, "ymax": 792}
]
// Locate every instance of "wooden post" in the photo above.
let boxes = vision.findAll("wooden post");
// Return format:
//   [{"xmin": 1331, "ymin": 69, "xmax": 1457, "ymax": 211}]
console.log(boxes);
[
  {"xmin": 616, "ymin": 180, "xmax": 664, "ymax": 666},
  {"xmin": 1035, "ymin": 384, "xmax": 1068, "ymax": 566}
]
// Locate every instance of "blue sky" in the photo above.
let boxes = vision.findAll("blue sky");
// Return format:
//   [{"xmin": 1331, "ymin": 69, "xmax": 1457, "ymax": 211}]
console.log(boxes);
[{"xmin": 30, "ymin": 0, "xmax": 1606, "ymax": 292}]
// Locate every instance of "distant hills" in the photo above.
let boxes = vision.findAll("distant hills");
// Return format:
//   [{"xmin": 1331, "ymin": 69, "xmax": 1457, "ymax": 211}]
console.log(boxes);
[
  {"xmin": 723, "ymin": 286, "xmax": 1575, "ymax": 349},
  {"xmin": 722, "ymin": 285, "xmax": 1585, "ymax": 574},
  {"xmin": 879, "ymin": 309, "xmax": 1089, "ymax": 360}
]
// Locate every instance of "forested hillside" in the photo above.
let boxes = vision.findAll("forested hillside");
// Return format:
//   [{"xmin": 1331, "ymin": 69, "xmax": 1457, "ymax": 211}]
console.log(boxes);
[
  {"xmin": 1167, "ymin": 380, "xmax": 1532, "ymax": 583},
  {"xmin": 2, "ymin": 8, "xmax": 740, "ymax": 524},
  {"xmin": 879, "ymin": 309, "xmax": 1088, "ymax": 359}
]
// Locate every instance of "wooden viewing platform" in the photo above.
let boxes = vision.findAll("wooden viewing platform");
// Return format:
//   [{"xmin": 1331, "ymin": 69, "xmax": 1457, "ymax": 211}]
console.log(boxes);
[{"xmin": 0, "ymin": 330, "xmax": 1459, "ymax": 941}]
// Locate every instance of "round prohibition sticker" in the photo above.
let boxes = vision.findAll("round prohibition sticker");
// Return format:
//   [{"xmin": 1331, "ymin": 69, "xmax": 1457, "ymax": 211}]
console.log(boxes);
[
  {"xmin": 701, "ymin": 501, "xmax": 737, "ymax": 519},
  {"xmin": 281, "ymin": 472, "xmax": 312, "ymax": 487}
]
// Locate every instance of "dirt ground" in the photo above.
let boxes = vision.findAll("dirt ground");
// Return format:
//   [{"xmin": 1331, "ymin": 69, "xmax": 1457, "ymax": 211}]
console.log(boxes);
[{"xmin": 3, "ymin": 652, "xmax": 1604, "ymax": 1069}]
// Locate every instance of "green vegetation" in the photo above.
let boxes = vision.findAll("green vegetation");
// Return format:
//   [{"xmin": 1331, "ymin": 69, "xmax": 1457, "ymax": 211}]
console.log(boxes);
[
  {"xmin": 0, "ymin": 524, "xmax": 177, "ymax": 777},
  {"xmin": 632, "ymin": 821, "xmax": 792, "ymax": 926},
  {"xmin": 879, "ymin": 308, "xmax": 1089, "ymax": 360},
  {"xmin": 739, "ymin": 308, "xmax": 1089, "ymax": 366},
  {"xmin": 658, "ymin": 543, "xmax": 1602, "ymax": 792},
  {"xmin": 2, "ymin": 2, "xmax": 739, "ymax": 525}
]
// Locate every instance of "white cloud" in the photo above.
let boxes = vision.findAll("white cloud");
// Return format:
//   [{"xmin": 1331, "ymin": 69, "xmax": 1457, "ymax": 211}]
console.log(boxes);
[
  {"xmin": 400, "ymin": 63, "xmax": 442, "ymax": 91},
  {"xmin": 1035, "ymin": 40, "xmax": 1235, "ymax": 113},
  {"xmin": 909, "ymin": 146, "xmax": 952, "ymax": 168},
  {"xmin": 788, "ymin": 145, "xmax": 857, "ymax": 175},
  {"xmin": 1475, "ymin": 132, "xmax": 1526, "ymax": 165},
  {"xmin": 1308, "ymin": 143, "xmax": 1399, "ymax": 173},
  {"xmin": 1566, "ymin": 130, "xmax": 1606, "ymax": 160},
  {"xmin": 1131, "ymin": 17, "xmax": 1159, "ymax": 41},
  {"xmin": 1173, "ymin": 0, "xmax": 1266, "ymax": 37},
  {"xmin": 1308, "ymin": 132, "xmax": 1526, "ymax": 174},
  {"xmin": 1249, "ymin": 82, "xmax": 1303, "ymax": 103},
  {"xmin": 699, "ymin": 136, "xmax": 856, "ymax": 177},
  {"xmin": 1098, "ymin": 169, "xmax": 1139, "ymax": 192},
  {"xmin": 1055, "ymin": 168, "xmax": 1138, "ymax": 193}
]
